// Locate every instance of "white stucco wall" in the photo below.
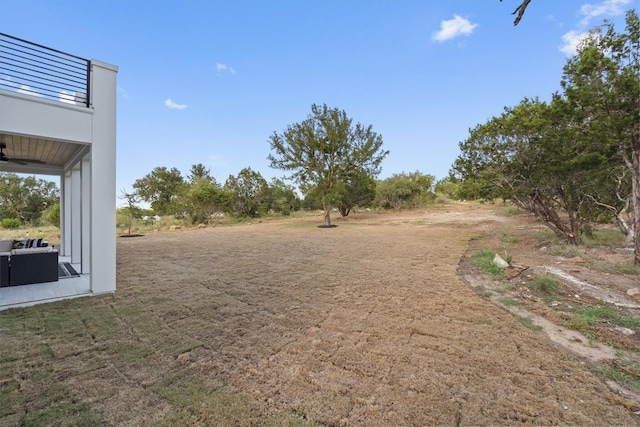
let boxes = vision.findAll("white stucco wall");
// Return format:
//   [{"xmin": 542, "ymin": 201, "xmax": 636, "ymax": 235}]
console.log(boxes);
[
  {"xmin": 88, "ymin": 60, "xmax": 118, "ymax": 294},
  {"xmin": 0, "ymin": 58, "xmax": 118, "ymax": 307},
  {"xmin": 0, "ymin": 91, "xmax": 93, "ymax": 144}
]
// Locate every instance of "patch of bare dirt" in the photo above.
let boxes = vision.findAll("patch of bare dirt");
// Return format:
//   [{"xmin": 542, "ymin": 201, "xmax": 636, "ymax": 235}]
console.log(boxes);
[{"xmin": 457, "ymin": 205, "xmax": 640, "ymax": 407}]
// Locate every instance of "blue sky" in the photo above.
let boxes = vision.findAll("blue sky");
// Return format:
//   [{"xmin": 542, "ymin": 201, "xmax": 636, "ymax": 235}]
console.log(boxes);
[{"xmin": 1, "ymin": 0, "xmax": 636, "ymax": 202}]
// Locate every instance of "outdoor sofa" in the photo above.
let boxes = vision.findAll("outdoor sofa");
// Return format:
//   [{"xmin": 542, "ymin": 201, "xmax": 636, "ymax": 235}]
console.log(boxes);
[{"xmin": 0, "ymin": 239, "xmax": 59, "ymax": 287}]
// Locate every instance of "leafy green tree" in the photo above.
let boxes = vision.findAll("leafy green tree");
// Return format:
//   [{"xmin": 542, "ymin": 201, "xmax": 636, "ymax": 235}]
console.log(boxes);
[
  {"xmin": 559, "ymin": 10, "xmax": 640, "ymax": 263},
  {"xmin": 185, "ymin": 178, "xmax": 230, "ymax": 224},
  {"xmin": 269, "ymin": 104, "xmax": 388, "ymax": 226},
  {"xmin": 187, "ymin": 163, "xmax": 213, "ymax": 184},
  {"xmin": 0, "ymin": 172, "xmax": 59, "ymax": 225},
  {"xmin": 434, "ymin": 176, "xmax": 461, "ymax": 200},
  {"xmin": 224, "ymin": 167, "xmax": 269, "ymax": 217},
  {"xmin": 45, "ymin": 202, "xmax": 60, "ymax": 228},
  {"xmin": 267, "ymin": 178, "xmax": 301, "ymax": 215},
  {"xmin": 376, "ymin": 171, "xmax": 435, "ymax": 211},
  {"xmin": 133, "ymin": 167, "xmax": 185, "ymax": 216},
  {"xmin": 452, "ymin": 97, "xmax": 609, "ymax": 244},
  {"xmin": 301, "ymin": 186, "xmax": 324, "ymax": 211},
  {"xmin": 119, "ymin": 189, "xmax": 143, "ymax": 235},
  {"xmin": 336, "ymin": 169, "xmax": 377, "ymax": 217}
]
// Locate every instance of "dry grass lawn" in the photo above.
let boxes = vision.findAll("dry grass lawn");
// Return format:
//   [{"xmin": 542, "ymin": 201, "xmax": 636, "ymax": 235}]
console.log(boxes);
[{"xmin": 1, "ymin": 203, "xmax": 638, "ymax": 426}]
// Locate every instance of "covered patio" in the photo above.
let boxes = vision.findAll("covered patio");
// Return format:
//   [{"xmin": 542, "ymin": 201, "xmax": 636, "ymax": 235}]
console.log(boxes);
[{"xmin": 0, "ymin": 33, "xmax": 117, "ymax": 310}]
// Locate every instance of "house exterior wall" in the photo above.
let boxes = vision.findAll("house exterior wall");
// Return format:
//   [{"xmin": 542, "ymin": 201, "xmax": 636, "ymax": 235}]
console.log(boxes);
[
  {"xmin": 88, "ymin": 60, "xmax": 117, "ymax": 294},
  {"xmin": 0, "ymin": 58, "xmax": 118, "ymax": 307},
  {"xmin": 0, "ymin": 92, "xmax": 93, "ymax": 144}
]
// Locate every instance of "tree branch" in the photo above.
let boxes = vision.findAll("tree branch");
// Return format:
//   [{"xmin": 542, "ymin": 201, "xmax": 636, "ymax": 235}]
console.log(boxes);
[{"xmin": 501, "ymin": 0, "xmax": 532, "ymax": 26}]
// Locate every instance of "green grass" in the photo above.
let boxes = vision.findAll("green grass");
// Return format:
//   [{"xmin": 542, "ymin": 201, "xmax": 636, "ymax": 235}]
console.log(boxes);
[
  {"xmin": 543, "ymin": 295, "xmax": 561, "ymax": 304},
  {"xmin": 499, "ymin": 298, "xmax": 522, "ymax": 307},
  {"xmin": 517, "ymin": 316, "xmax": 542, "ymax": 331},
  {"xmin": 599, "ymin": 366, "xmax": 640, "ymax": 393},
  {"xmin": 565, "ymin": 304, "xmax": 640, "ymax": 332},
  {"xmin": 599, "ymin": 261, "xmax": 640, "ymax": 276},
  {"xmin": 151, "ymin": 375, "xmax": 320, "ymax": 426},
  {"xmin": 582, "ymin": 229, "xmax": 626, "ymax": 247},
  {"xmin": 470, "ymin": 250, "xmax": 506, "ymax": 280},
  {"xmin": 530, "ymin": 275, "xmax": 561, "ymax": 294}
]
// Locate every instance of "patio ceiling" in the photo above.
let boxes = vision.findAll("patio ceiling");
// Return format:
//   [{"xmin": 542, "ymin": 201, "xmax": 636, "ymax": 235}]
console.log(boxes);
[{"xmin": 0, "ymin": 132, "xmax": 87, "ymax": 174}]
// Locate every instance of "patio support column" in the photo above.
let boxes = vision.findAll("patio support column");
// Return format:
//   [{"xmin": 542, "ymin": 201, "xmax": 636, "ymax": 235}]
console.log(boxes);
[
  {"xmin": 61, "ymin": 171, "xmax": 72, "ymax": 257},
  {"xmin": 70, "ymin": 166, "xmax": 81, "ymax": 264},
  {"xmin": 81, "ymin": 155, "xmax": 91, "ymax": 274},
  {"xmin": 88, "ymin": 60, "xmax": 117, "ymax": 294}
]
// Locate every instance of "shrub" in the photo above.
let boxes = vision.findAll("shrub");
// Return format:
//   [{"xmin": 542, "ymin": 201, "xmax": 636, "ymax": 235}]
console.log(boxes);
[
  {"xmin": 46, "ymin": 203, "xmax": 61, "ymax": 228},
  {"xmin": 1, "ymin": 218, "xmax": 21, "ymax": 229},
  {"xmin": 531, "ymin": 275, "xmax": 560, "ymax": 294},
  {"xmin": 470, "ymin": 250, "xmax": 506, "ymax": 280}
]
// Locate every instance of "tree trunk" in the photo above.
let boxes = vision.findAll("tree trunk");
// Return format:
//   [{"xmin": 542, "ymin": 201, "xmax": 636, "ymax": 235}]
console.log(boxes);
[
  {"xmin": 632, "ymin": 147, "xmax": 640, "ymax": 265},
  {"xmin": 323, "ymin": 206, "xmax": 332, "ymax": 227},
  {"xmin": 338, "ymin": 206, "xmax": 351, "ymax": 217}
]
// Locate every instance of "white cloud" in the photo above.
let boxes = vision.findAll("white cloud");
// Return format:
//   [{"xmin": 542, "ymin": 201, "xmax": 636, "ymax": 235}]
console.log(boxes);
[
  {"xmin": 558, "ymin": 0, "xmax": 630, "ymax": 56},
  {"xmin": 432, "ymin": 15, "xmax": 478, "ymax": 42},
  {"xmin": 118, "ymin": 86, "xmax": 130, "ymax": 99},
  {"xmin": 164, "ymin": 98, "xmax": 187, "ymax": 110},
  {"xmin": 579, "ymin": 0, "xmax": 631, "ymax": 25},
  {"xmin": 216, "ymin": 62, "xmax": 236, "ymax": 75},
  {"xmin": 559, "ymin": 30, "xmax": 590, "ymax": 56}
]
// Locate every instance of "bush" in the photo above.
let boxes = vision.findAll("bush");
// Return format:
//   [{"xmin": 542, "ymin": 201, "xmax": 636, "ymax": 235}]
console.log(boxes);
[
  {"xmin": 531, "ymin": 275, "xmax": 560, "ymax": 294},
  {"xmin": 46, "ymin": 203, "xmax": 61, "ymax": 228},
  {"xmin": 470, "ymin": 250, "xmax": 505, "ymax": 279},
  {"xmin": 1, "ymin": 218, "xmax": 21, "ymax": 229}
]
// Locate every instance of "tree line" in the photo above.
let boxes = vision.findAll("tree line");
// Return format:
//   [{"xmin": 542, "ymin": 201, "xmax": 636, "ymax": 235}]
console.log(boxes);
[
  {"xmin": 121, "ymin": 163, "xmax": 440, "ymax": 226},
  {"xmin": 3, "ymin": 9, "xmax": 637, "ymax": 265},
  {"xmin": 450, "ymin": 10, "xmax": 639, "ymax": 264}
]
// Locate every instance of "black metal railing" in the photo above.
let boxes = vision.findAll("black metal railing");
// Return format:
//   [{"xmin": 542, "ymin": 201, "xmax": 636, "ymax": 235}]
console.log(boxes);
[{"xmin": 0, "ymin": 32, "xmax": 90, "ymax": 107}]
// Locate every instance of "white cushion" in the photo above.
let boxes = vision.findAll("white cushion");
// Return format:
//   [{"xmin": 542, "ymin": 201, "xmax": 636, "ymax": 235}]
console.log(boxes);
[{"xmin": 11, "ymin": 247, "xmax": 54, "ymax": 255}]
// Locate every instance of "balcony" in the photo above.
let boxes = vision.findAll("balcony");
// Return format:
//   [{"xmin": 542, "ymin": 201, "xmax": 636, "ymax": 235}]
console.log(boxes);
[
  {"xmin": 0, "ymin": 32, "xmax": 90, "ymax": 107},
  {"xmin": 0, "ymin": 33, "xmax": 118, "ymax": 309}
]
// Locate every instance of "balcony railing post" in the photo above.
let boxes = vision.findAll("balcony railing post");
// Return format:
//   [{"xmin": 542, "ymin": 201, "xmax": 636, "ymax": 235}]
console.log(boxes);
[{"xmin": 86, "ymin": 61, "xmax": 91, "ymax": 108}]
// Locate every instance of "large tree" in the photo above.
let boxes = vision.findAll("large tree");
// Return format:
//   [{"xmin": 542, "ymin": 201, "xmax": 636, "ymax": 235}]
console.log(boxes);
[
  {"xmin": 560, "ymin": 10, "xmax": 640, "ymax": 263},
  {"xmin": 376, "ymin": 171, "xmax": 436, "ymax": 211},
  {"xmin": 268, "ymin": 104, "xmax": 388, "ymax": 227},
  {"xmin": 132, "ymin": 166, "xmax": 185, "ymax": 216},
  {"xmin": 187, "ymin": 163, "xmax": 214, "ymax": 184},
  {"xmin": 267, "ymin": 178, "xmax": 301, "ymax": 215},
  {"xmin": 185, "ymin": 178, "xmax": 230, "ymax": 225},
  {"xmin": 335, "ymin": 169, "xmax": 377, "ymax": 217},
  {"xmin": 224, "ymin": 167, "xmax": 269, "ymax": 218},
  {"xmin": 0, "ymin": 173, "xmax": 59, "ymax": 225},
  {"xmin": 452, "ymin": 97, "xmax": 618, "ymax": 245}
]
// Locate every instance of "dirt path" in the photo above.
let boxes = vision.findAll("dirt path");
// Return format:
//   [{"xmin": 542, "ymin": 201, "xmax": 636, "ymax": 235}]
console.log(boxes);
[{"xmin": 1, "ymin": 204, "xmax": 638, "ymax": 425}]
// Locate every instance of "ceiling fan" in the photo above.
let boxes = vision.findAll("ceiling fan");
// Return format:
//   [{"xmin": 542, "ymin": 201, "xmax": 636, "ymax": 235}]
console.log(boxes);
[{"xmin": 0, "ymin": 142, "xmax": 45, "ymax": 165}]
